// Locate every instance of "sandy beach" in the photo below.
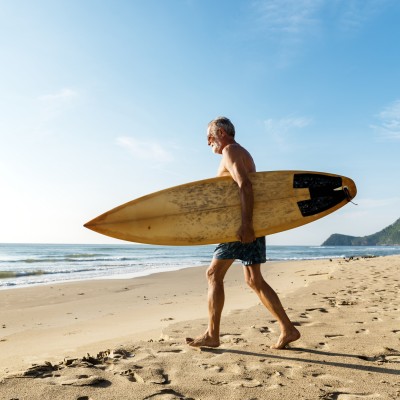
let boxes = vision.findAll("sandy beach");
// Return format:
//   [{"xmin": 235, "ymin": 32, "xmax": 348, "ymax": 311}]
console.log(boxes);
[{"xmin": 0, "ymin": 255, "xmax": 399, "ymax": 399}]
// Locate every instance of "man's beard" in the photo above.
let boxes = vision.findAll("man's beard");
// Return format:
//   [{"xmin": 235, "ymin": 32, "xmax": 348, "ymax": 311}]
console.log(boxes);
[{"xmin": 211, "ymin": 143, "xmax": 221, "ymax": 154}]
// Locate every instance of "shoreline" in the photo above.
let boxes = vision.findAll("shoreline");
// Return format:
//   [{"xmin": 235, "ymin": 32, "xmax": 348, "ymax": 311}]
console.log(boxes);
[
  {"xmin": 0, "ymin": 263, "xmax": 210, "ymax": 292},
  {"xmin": 2, "ymin": 243, "xmax": 400, "ymax": 291},
  {"xmin": 1, "ymin": 255, "xmax": 399, "ymax": 399}
]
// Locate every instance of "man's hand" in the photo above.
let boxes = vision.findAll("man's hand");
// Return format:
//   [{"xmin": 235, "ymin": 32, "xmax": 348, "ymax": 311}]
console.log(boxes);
[{"xmin": 237, "ymin": 223, "xmax": 256, "ymax": 243}]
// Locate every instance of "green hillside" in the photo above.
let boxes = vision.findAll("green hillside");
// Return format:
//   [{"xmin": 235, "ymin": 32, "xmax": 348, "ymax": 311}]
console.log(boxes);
[{"xmin": 322, "ymin": 218, "xmax": 400, "ymax": 246}]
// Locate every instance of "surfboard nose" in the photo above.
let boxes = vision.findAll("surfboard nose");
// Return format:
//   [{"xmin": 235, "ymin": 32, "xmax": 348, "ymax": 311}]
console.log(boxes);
[{"xmin": 83, "ymin": 219, "xmax": 95, "ymax": 229}]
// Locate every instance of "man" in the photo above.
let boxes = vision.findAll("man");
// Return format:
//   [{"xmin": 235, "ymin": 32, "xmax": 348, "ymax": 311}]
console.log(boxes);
[{"xmin": 185, "ymin": 117, "xmax": 300, "ymax": 349}]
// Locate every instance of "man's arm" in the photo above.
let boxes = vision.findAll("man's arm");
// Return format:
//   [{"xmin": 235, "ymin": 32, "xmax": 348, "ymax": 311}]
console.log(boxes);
[{"xmin": 222, "ymin": 145, "xmax": 256, "ymax": 243}]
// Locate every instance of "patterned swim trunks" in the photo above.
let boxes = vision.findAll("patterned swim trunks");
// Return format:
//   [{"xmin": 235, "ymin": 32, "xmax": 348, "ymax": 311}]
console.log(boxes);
[{"xmin": 213, "ymin": 236, "xmax": 266, "ymax": 266}]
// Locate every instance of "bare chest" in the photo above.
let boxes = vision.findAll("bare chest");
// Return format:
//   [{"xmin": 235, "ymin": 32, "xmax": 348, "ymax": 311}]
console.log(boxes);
[{"xmin": 217, "ymin": 159, "xmax": 231, "ymax": 177}]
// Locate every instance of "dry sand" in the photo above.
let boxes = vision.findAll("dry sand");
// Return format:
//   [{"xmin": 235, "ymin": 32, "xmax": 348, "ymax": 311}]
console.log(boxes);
[{"xmin": 0, "ymin": 255, "xmax": 399, "ymax": 399}]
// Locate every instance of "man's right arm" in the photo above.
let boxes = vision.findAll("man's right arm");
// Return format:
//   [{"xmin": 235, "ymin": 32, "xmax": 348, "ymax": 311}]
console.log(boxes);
[{"xmin": 222, "ymin": 146, "xmax": 255, "ymax": 243}]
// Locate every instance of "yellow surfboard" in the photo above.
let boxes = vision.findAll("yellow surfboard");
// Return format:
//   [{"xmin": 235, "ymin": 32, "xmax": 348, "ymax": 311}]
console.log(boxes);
[{"xmin": 84, "ymin": 171, "xmax": 357, "ymax": 245}]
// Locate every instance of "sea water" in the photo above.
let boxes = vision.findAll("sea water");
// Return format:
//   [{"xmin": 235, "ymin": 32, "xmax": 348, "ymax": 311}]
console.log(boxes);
[{"xmin": 1, "ymin": 243, "xmax": 399, "ymax": 289}]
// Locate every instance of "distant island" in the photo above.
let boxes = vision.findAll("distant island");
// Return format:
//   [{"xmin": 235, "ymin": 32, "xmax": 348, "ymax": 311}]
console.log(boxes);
[{"xmin": 322, "ymin": 217, "xmax": 400, "ymax": 246}]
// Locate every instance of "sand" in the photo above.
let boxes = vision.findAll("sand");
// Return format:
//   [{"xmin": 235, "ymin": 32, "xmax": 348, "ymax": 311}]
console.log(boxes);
[{"xmin": 0, "ymin": 255, "xmax": 399, "ymax": 399}]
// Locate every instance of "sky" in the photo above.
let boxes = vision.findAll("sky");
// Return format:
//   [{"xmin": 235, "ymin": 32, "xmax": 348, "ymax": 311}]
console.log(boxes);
[{"xmin": 1, "ymin": 0, "xmax": 399, "ymax": 246}]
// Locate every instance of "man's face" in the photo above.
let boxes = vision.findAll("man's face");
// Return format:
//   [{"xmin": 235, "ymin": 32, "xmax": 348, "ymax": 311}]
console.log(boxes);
[{"xmin": 207, "ymin": 127, "xmax": 223, "ymax": 154}]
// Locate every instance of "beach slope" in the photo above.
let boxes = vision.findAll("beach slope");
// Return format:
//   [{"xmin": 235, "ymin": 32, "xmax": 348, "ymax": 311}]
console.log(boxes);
[{"xmin": 1, "ymin": 256, "xmax": 399, "ymax": 399}]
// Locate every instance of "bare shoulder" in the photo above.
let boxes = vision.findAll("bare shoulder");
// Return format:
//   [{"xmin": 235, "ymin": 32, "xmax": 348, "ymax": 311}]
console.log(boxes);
[
  {"xmin": 223, "ymin": 143, "xmax": 252, "ymax": 161},
  {"xmin": 223, "ymin": 143, "xmax": 246, "ymax": 155},
  {"xmin": 223, "ymin": 143, "xmax": 256, "ymax": 173}
]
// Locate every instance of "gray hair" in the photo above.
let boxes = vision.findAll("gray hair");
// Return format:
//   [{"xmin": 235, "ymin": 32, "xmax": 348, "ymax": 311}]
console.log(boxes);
[{"xmin": 208, "ymin": 116, "xmax": 235, "ymax": 138}]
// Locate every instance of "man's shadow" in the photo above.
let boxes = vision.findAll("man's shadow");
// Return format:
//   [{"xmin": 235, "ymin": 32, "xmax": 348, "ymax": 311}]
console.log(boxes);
[{"xmin": 200, "ymin": 346, "xmax": 400, "ymax": 376}]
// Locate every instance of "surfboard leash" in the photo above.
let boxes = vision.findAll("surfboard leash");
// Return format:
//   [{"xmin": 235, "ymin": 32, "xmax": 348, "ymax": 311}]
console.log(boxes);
[{"xmin": 343, "ymin": 186, "xmax": 358, "ymax": 205}]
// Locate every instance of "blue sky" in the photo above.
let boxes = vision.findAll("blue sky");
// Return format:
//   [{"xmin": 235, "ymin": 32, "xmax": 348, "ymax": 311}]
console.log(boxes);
[{"xmin": 1, "ymin": 0, "xmax": 399, "ymax": 245}]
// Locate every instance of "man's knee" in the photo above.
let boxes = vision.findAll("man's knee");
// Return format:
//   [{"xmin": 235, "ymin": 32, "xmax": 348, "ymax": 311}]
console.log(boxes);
[
  {"xmin": 206, "ymin": 265, "xmax": 219, "ymax": 283},
  {"xmin": 245, "ymin": 275, "xmax": 258, "ymax": 290},
  {"xmin": 206, "ymin": 263, "xmax": 226, "ymax": 285},
  {"xmin": 244, "ymin": 269, "xmax": 264, "ymax": 291}
]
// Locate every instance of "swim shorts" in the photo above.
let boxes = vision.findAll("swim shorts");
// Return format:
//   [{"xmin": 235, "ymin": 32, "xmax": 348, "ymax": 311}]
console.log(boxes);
[{"xmin": 213, "ymin": 236, "xmax": 266, "ymax": 266}]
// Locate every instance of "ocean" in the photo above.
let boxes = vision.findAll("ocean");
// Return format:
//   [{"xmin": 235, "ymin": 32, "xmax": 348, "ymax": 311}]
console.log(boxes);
[{"xmin": 1, "ymin": 243, "xmax": 400, "ymax": 290}]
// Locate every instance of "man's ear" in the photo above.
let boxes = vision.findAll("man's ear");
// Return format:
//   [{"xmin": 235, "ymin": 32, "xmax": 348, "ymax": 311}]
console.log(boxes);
[{"xmin": 218, "ymin": 127, "xmax": 226, "ymax": 137}]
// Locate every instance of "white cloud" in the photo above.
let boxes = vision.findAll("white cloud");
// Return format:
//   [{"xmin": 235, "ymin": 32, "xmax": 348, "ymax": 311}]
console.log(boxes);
[
  {"xmin": 37, "ymin": 88, "xmax": 79, "ymax": 121},
  {"xmin": 264, "ymin": 116, "xmax": 312, "ymax": 149},
  {"xmin": 337, "ymin": 0, "xmax": 387, "ymax": 32},
  {"xmin": 251, "ymin": 0, "xmax": 388, "ymax": 44},
  {"xmin": 253, "ymin": 0, "xmax": 322, "ymax": 36},
  {"xmin": 117, "ymin": 136, "xmax": 174, "ymax": 163},
  {"xmin": 371, "ymin": 100, "xmax": 400, "ymax": 140},
  {"xmin": 38, "ymin": 88, "xmax": 78, "ymax": 102},
  {"xmin": 249, "ymin": 0, "xmax": 322, "ymax": 67},
  {"xmin": 355, "ymin": 196, "xmax": 400, "ymax": 209},
  {"xmin": 265, "ymin": 116, "xmax": 311, "ymax": 131},
  {"xmin": 248, "ymin": 1, "xmax": 390, "ymax": 68}
]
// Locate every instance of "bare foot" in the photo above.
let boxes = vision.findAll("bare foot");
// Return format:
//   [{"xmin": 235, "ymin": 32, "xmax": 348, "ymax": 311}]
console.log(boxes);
[
  {"xmin": 270, "ymin": 327, "xmax": 301, "ymax": 349},
  {"xmin": 185, "ymin": 333, "xmax": 220, "ymax": 348}
]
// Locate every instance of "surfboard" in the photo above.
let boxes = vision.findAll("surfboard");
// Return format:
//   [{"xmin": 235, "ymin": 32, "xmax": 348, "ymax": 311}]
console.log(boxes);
[{"xmin": 84, "ymin": 171, "xmax": 357, "ymax": 246}]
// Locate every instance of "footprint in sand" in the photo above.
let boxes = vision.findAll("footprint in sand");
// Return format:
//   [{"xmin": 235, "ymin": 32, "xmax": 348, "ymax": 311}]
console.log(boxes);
[
  {"xmin": 59, "ymin": 374, "xmax": 110, "ymax": 387},
  {"xmin": 229, "ymin": 362, "xmax": 245, "ymax": 374},
  {"xmin": 306, "ymin": 307, "xmax": 330, "ymax": 313},
  {"xmin": 312, "ymin": 372, "xmax": 342, "ymax": 380},
  {"xmin": 229, "ymin": 378, "xmax": 262, "ymax": 388},
  {"xmin": 156, "ymin": 348, "xmax": 184, "ymax": 355},
  {"xmin": 320, "ymin": 392, "xmax": 381, "ymax": 399},
  {"xmin": 358, "ymin": 352, "xmax": 400, "ymax": 363},
  {"xmin": 294, "ymin": 320, "xmax": 325, "ymax": 328},
  {"xmin": 202, "ymin": 377, "xmax": 228, "ymax": 386},
  {"xmin": 315, "ymin": 342, "xmax": 329, "ymax": 350},
  {"xmin": 324, "ymin": 334, "xmax": 344, "ymax": 339},
  {"xmin": 257, "ymin": 326, "xmax": 272, "ymax": 334},
  {"xmin": 132, "ymin": 366, "xmax": 169, "ymax": 384},
  {"xmin": 143, "ymin": 388, "xmax": 193, "ymax": 399},
  {"xmin": 17, "ymin": 362, "xmax": 59, "ymax": 378},
  {"xmin": 245, "ymin": 361, "xmax": 264, "ymax": 372},
  {"xmin": 118, "ymin": 365, "xmax": 143, "ymax": 381},
  {"xmin": 198, "ymin": 363, "xmax": 223, "ymax": 372},
  {"xmin": 220, "ymin": 333, "xmax": 247, "ymax": 344},
  {"xmin": 310, "ymin": 371, "xmax": 356, "ymax": 387},
  {"xmin": 220, "ymin": 332, "xmax": 241, "ymax": 338}
]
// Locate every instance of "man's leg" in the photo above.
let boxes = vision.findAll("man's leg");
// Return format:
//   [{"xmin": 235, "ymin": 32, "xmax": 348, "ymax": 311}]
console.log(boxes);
[
  {"xmin": 243, "ymin": 264, "xmax": 300, "ymax": 349},
  {"xmin": 186, "ymin": 258, "xmax": 234, "ymax": 347}
]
